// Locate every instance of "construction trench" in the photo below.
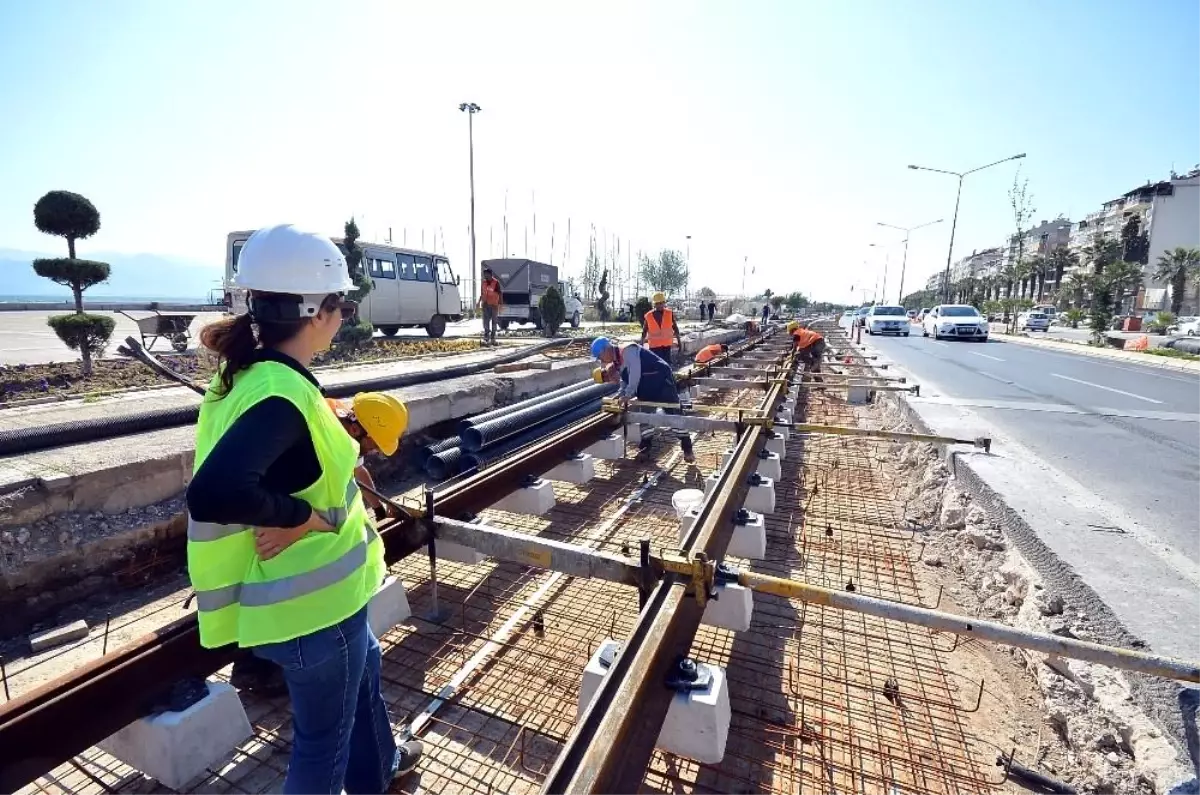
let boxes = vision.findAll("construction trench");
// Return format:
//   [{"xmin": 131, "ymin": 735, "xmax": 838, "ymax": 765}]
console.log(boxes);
[{"xmin": 0, "ymin": 322, "xmax": 1197, "ymax": 794}]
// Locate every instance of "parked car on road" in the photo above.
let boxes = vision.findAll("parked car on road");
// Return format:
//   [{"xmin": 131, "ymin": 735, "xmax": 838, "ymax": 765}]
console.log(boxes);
[
  {"xmin": 1020, "ymin": 311, "xmax": 1051, "ymax": 331},
  {"xmin": 922, "ymin": 304, "xmax": 989, "ymax": 341},
  {"xmin": 1168, "ymin": 316, "xmax": 1199, "ymax": 335},
  {"xmin": 907, "ymin": 309, "xmax": 918, "ymax": 320},
  {"xmin": 917, "ymin": 307, "xmax": 932, "ymax": 322},
  {"xmin": 865, "ymin": 305, "xmax": 911, "ymax": 336}
]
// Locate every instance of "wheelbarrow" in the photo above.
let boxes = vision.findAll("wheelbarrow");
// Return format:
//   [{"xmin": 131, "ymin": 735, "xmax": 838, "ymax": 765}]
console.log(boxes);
[{"xmin": 115, "ymin": 309, "xmax": 196, "ymax": 352}]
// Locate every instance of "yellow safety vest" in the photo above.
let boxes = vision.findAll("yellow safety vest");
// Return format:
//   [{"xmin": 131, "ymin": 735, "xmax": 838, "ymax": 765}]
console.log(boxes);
[{"xmin": 188, "ymin": 361, "xmax": 385, "ymax": 649}]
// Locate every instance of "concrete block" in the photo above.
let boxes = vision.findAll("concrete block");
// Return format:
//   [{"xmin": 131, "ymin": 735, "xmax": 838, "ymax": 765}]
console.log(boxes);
[
  {"xmin": 728, "ymin": 510, "xmax": 767, "ymax": 559},
  {"xmin": 776, "ymin": 408, "xmax": 793, "ymax": 425},
  {"xmin": 491, "ymin": 478, "xmax": 556, "ymax": 515},
  {"xmin": 678, "ymin": 506, "xmax": 702, "ymax": 540},
  {"xmin": 98, "ymin": 681, "xmax": 252, "ymax": 790},
  {"xmin": 29, "ymin": 620, "xmax": 89, "ymax": 653},
  {"xmin": 626, "ymin": 424, "xmax": 645, "ymax": 444},
  {"xmin": 721, "ymin": 448, "xmax": 736, "ymax": 468},
  {"xmin": 368, "ymin": 575, "xmax": 412, "ymax": 637},
  {"xmin": 745, "ymin": 476, "xmax": 775, "ymax": 514},
  {"xmin": 703, "ymin": 471, "xmax": 722, "ymax": 496},
  {"xmin": 782, "ymin": 398, "xmax": 797, "ymax": 413},
  {"xmin": 702, "ymin": 582, "xmax": 753, "ymax": 632},
  {"xmin": 755, "ymin": 450, "xmax": 782, "ymax": 481},
  {"xmin": 586, "ymin": 433, "xmax": 624, "ymax": 460},
  {"xmin": 546, "ymin": 453, "xmax": 596, "ymax": 485},
  {"xmin": 577, "ymin": 641, "xmax": 731, "ymax": 765},
  {"xmin": 772, "ymin": 425, "xmax": 790, "ymax": 441},
  {"xmin": 765, "ymin": 431, "xmax": 787, "ymax": 459},
  {"xmin": 848, "ymin": 385, "xmax": 870, "ymax": 404},
  {"xmin": 437, "ymin": 540, "xmax": 488, "ymax": 565}
]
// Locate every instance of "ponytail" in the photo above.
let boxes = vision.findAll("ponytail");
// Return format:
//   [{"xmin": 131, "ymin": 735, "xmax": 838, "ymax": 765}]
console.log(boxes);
[{"xmin": 200, "ymin": 314, "xmax": 257, "ymax": 396}]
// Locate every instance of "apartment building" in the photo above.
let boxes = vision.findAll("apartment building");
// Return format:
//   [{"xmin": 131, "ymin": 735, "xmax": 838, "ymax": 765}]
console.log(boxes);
[{"xmin": 1070, "ymin": 168, "xmax": 1200, "ymax": 311}]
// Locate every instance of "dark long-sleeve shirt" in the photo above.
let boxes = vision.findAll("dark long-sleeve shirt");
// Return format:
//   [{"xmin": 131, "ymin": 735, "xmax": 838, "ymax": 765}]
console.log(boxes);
[{"xmin": 186, "ymin": 350, "xmax": 325, "ymax": 529}]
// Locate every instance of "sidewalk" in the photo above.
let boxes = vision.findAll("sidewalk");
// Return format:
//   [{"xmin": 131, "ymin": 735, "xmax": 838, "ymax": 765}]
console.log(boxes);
[{"xmin": 986, "ymin": 322, "xmax": 1200, "ymax": 373}]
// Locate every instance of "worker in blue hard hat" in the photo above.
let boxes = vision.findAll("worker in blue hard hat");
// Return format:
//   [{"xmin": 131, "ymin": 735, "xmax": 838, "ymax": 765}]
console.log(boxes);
[{"xmin": 591, "ymin": 337, "xmax": 695, "ymax": 463}]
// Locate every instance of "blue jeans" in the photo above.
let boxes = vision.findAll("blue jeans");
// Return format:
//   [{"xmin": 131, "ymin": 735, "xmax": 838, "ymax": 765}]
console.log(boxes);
[{"xmin": 252, "ymin": 606, "xmax": 398, "ymax": 794}]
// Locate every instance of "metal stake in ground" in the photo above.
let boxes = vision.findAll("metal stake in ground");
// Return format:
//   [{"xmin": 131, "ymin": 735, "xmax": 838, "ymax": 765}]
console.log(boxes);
[{"xmin": 421, "ymin": 488, "xmax": 451, "ymax": 623}]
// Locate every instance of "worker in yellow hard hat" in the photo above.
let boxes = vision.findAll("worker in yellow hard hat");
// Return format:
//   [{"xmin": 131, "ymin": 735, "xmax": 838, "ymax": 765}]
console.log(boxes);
[
  {"xmin": 640, "ymin": 291, "xmax": 682, "ymax": 365},
  {"xmin": 326, "ymin": 392, "xmax": 407, "ymax": 519},
  {"xmin": 787, "ymin": 320, "xmax": 800, "ymax": 333}
]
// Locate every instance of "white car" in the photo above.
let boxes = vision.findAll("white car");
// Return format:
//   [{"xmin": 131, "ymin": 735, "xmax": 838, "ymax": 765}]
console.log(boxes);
[
  {"xmin": 865, "ymin": 305, "xmax": 911, "ymax": 336},
  {"xmin": 923, "ymin": 304, "xmax": 989, "ymax": 341},
  {"xmin": 564, "ymin": 294, "xmax": 585, "ymax": 327},
  {"xmin": 1020, "ymin": 311, "xmax": 1051, "ymax": 331},
  {"xmin": 1169, "ymin": 316, "xmax": 1199, "ymax": 336}
]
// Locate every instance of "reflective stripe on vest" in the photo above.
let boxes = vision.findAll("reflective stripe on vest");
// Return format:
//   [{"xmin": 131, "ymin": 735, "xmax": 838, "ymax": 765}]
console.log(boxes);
[
  {"xmin": 644, "ymin": 309, "xmax": 674, "ymax": 348},
  {"xmin": 188, "ymin": 479, "xmax": 361, "ymax": 543}
]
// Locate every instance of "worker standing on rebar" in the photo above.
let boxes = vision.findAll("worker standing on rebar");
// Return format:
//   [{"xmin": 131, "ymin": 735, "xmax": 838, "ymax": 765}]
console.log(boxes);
[
  {"xmin": 641, "ymin": 291, "xmax": 683, "ymax": 365},
  {"xmin": 185, "ymin": 225, "xmax": 422, "ymax": 793},
  {"xmin": 592, "ymin": 337, "xmax": 695, "ymax": 463},
  {"xmin": 478, "ymin": 266, "xmax": 502, "ymax": 346},
  {"xmin": 788, "ymin": 320, "xmax": 826, "ymax": 380},
  {"xmin": 708, "ymin": 300, "xmax": 717, "ymax": 323}
]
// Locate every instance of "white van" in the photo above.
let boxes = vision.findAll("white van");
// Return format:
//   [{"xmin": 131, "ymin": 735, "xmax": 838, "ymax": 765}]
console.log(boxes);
[{"xmin": 225, "ymin": 232, "xmax": 465, "ymax": 337}]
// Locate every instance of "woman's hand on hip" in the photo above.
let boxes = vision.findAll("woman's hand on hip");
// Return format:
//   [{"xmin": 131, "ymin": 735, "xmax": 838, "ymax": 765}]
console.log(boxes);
[{"xmin": 255, "ymin": 509, "xmax": 335, "ymax": 560}]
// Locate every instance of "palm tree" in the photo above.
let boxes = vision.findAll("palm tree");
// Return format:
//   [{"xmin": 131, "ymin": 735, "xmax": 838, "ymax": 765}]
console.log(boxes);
[
  {"xmin": 1013, "ymin": 259, "xmax": 1035, "ymax": 300},
  {"xmin": 1153, "ymin": 247, "xmax": 1200, "ymax": 316},
  {"xmin": 1027, "ymin": 255, "xmax": 1050, "ymax": 301},
  {"xmin": 1063, "ymin": 270, "xmax": 1089, "ymax": 308},
  {"xmin": 1084, "ymin": 234, "xmax": 1121, "ymax": 275},
  {"xmin": 1046, "ymin": 248, "xmax": 1078, "ymax": 301},
  {"xmin": 1104, "ymin": 260, "xmax": 1144, "ymax": 315}
]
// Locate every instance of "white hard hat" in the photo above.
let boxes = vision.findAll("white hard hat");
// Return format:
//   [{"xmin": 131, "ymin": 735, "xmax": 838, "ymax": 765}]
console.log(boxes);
[{"xmin": 234, "ymin": 225, "xmax": 355, "ymax": 295}]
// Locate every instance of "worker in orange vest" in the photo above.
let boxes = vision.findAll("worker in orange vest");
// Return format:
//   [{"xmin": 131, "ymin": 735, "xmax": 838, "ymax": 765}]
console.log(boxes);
[
  {"xmin": 694, "ymin": 343, "xmax": 728, "ymax": 364},
  {"xmin": 478, "ymin": 266, "xmax": 503, "ymax": 346},
  {"xmin": 640, "ymin": 291, "xmax": 682, "ymax": 364},
  {"xmin": 788, "ymin": 321, "xmax": 826, "ymax": 379}
]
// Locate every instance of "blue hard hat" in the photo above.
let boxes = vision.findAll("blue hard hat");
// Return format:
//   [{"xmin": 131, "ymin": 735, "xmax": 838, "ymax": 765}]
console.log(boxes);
[{"xmin": 590, "ymin": 337, "xmax": 611, "ymax": 358}]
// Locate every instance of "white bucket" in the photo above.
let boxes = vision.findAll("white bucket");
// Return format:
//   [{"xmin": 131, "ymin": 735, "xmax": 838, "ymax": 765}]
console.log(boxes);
[{"xmin": 671, "ymin": 489, "xmax": 705, "ymax": 519}]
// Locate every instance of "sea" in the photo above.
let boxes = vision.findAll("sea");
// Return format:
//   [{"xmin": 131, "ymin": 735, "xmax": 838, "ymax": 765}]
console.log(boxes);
[{"xmin": 1, "ymin": 294, "xmax": 209, "ymax": 304}]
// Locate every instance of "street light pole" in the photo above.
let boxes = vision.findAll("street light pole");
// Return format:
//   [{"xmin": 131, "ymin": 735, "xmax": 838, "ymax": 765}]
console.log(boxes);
[
  {"xmin": 876, "ymin": 218, "xmax": 943, "ymax": 304},
  {"xmin": 459, "ymin": 102, "xmax": 481, "ymax": 311},
  {"xmin": 907, "ymin": 153, "xmax": 1025, "ymax": 303}
]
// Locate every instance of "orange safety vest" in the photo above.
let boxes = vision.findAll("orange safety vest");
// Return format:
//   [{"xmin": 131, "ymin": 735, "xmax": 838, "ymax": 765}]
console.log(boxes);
[
  {"xmin": 644, "ymin": 308, "xmax": 674, "ymax": 348},
  {"xmin": 695, "ymin": 344, "xmax": 724, "ymax": 364},
  {"xmin": 792, "ymin": 328, "xmax": 823, "ymax": 350},
  {"xmin": 481, "ymin": 277, "xmax": 502, "ymax": 307}
]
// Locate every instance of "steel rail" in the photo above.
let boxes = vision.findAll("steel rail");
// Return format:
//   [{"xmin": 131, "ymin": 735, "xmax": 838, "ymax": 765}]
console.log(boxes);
[{"xmin": 541, "ymin": 353, "xmax": 795, "ymax": 793}]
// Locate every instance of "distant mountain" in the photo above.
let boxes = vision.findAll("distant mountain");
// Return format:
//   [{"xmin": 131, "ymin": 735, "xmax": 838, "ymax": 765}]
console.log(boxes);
[{"xmin": 0, "ymin": 248, "xmax": 223, "ymax": 300}]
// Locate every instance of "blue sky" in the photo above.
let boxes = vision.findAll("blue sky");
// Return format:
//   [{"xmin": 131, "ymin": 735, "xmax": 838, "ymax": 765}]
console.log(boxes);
[{"xmin": 1, "ymin": 0, "xmax": 1196, "ymax": 303}]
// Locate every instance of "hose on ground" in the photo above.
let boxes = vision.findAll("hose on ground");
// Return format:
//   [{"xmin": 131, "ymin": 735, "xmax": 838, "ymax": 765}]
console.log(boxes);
[{"xmin": 0, "ymin": 338, "xmax": 576, "ymax": 458}]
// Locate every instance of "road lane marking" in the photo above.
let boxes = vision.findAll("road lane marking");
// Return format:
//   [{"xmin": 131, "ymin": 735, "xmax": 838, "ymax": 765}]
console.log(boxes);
[
  {"xmin": 1050, "ymin": 373, "xmax": 1164, "ymax": 404},
  {"xmin": 969, "ymin": 351, "xmax": 1006, "ymax": 362},
  {"xmin": 928, "ymin": 340, "xmax": 949, "ymax": 347},
  {"xmin": 977, "ymin": 371, "xmax": 1014, "ymax": 385}
]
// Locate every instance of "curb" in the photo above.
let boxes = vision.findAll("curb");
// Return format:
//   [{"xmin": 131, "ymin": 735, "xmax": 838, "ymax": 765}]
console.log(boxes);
[{"xmin": 988, "ymin": 332, "xmax": 1200, "ymax": 374}]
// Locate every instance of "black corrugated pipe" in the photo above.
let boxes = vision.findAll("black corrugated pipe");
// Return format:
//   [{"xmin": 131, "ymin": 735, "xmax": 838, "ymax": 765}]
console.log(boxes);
[
  {"xmin": 426, "ymin": 446, "xmax": 465, "ymax": 480},
  {"xmin": 457, "ymin": 380, "xmax": 593, "ymax": 433},
  {"xmin": 0, "ymin": 338, "xmax": 575, "ymax": 458},
  {"xmin": 461, "ymin": 400, "xmax": 603, "ymax": 471},
  {"xmin": 417, "ymin": 436, "xmax": 461, "ymax": 468},
  {"xmin": 460, "ymin": 383, "xmax": 617, "ymax": 452}
]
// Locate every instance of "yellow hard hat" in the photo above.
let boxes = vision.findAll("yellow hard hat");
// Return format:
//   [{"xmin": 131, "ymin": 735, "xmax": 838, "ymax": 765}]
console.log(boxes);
[
  {"xmin": 787, "ymin": 320, "xmax": 800, "ymax": 332},
  {"xmin": 351, "ymin": 392, "xmax": 408, "ymax": 456},
  {"xmin": 592, "ymin": 367, "xmax": 605, "ymax": 384},
  {"xmin": 652, "ymin": 291, "xmax": 666, "ymax": 305}
]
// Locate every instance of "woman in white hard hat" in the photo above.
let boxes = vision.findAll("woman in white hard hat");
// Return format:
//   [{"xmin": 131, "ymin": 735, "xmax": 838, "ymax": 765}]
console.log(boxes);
[{"xmin": 186, "ymin": 224, "xmax": 421, "ymax": 793}]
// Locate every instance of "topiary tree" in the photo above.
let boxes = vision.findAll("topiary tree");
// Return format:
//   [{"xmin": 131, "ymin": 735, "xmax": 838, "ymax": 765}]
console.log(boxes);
[
  {"xmin": 633, "ymin": 295, "xmax": 652, "ymax": 321},
  {"xmin": 596, "ymin": 269, "xmax": 611, "ymax": 321},
  {"xmin": 32, "ymin": 190, "xmax": 114, "ymax": 376},
  {"xmin": 335, "ymin": 217, "xmax": 374, "ymax": 349},
  {"xmin": 538, "ymin": 285, "xmax": 566, "ymax": 336}
]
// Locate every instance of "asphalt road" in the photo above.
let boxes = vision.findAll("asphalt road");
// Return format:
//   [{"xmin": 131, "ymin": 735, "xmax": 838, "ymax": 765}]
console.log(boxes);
[{"xmin": 854, "ymin": 321, "xmax": 1200, "ymax": 566}]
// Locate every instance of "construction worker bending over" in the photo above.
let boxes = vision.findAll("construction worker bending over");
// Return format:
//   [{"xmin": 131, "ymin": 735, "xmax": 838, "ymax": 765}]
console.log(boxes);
[
  {"xmin": 640, "ymin": 291, "xmax": 683, "ymax": 364},
  {"xmin": 694, "ymin": 343, "xmax": 728, "ymax": 364},
  {"xmin": 788, "ymin": 320, "xmax": 826, "ymax": 379},
  {"xmin": 326, "ymin": 392, "xmax": 407, "ymax": 519},
  {"xmin": 591, "ymin": 337, "xmax": 695, "ymax": 463},
  {"xmin": 186, "ymin": 225, "xmax": 422, "ymax": 794}
]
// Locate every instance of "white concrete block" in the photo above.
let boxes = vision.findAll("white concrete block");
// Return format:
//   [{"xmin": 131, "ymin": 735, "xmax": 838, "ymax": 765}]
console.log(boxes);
[
  {"xmin": 368, "ymin": 575, "xmax": 412, "ymax": 636},
  {"xmin": 728, "ymin": 510, "xmax": 767, "ymax": 559},
  {"xmin": 702, "ymin": 582, "xmax": 753, "ymax": 632},
  {"xmin": 782, "ymin": 398, "xmax": 797, "ymax": 413},
  {"xmin": 678, "ymin": 507, "xmax": 702, "ymax": 540},
  {"xmin": 848, "ymin": 385, "xmax": 870, "ymax": 404},
  {"xmin": 626, "ymin": 424, "xmax": 645, "ymax": 444},
  {"xmin": 755, "ymin": 450, "xmax": 782, "ymax": 481},
  {"xmin": 436, "ymin": 540, "xmax": 487, "ymax": 565},
  {"xmin": 721, "ymin": 448, "xmax": 736, "ymax": 468},
  {"xmin": 546, "ymin": 453, "xmax": 596, "ymax": 485},
  {"xmin": 703, "ymin": 471, "xmax": 722, "ymax": 496},
  {"xmin": 772, "ymin": 425, "xmax": 790, "ymax": 441},
  {"xmin": 29, "ymin": 620, "xmax": 89, "ymax": 652},
  {"xmin": 776, "ymin": 408, "xmax": 793, "ymax": 425},
  {"xmin": 577, "ymin": 642, "xmax": 731, "ymax": 765},
  {"xmin": 745, "ymin": 476, "xmax": 775, "ymax": 514},
  {"xmin": 586, "ymin": 433, "xmax": 624, "ymax": 460},
  {"xmin": 99, "ymin": 681, "xmax": 252, "ymax": 790},
  {"xmin": 765, "ymin": 431, "xmax": 787, "ymax": 459},
  {"xmin": 491, "ymin": 478, "xmax": 556, "ymax": 515}
]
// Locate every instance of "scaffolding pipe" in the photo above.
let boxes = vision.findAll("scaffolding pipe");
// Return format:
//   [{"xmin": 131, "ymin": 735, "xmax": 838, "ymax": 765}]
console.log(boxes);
[{"xmin": 733, "ymin": 568, "xmax": 1199, "ymax": 683}]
